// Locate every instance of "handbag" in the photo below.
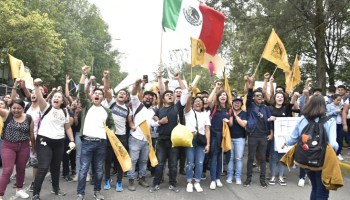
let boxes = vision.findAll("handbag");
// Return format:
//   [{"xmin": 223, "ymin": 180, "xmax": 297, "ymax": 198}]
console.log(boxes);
[
  {"xmin": 171, "ymin": 113, "xmax": 193, "ymax": 147},
  {"xmin": 193, "ymin": 110, "xmax": 207, "ymax": 146}
]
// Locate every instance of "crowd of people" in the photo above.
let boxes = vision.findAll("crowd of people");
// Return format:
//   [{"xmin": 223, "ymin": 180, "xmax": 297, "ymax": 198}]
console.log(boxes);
[{"xmin": 0, "ymin": 68, "xmax": 348, "ymax": 200}]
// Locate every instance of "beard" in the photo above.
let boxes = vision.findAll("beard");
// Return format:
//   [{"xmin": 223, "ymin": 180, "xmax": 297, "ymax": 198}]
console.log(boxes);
[{"xmin": 143, "ymin": 101, "xmax": 152, "ymax": 108}]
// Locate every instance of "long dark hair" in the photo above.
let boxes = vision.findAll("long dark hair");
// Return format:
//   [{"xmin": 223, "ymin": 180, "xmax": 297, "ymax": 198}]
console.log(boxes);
[
  {"xmin": 269, "ymin": 92, "xmax": 287, "ymax": 107},
  {"xmin": 47, "ymin": 91, "xmax": 68, "ymax": 109},
  {"xmin": 301, "ymin": 94, "xmax": 327, "ymax": 119},
  {"xmin": 215, "ymin": 90, "xmax": 230, "ymax": 111}
]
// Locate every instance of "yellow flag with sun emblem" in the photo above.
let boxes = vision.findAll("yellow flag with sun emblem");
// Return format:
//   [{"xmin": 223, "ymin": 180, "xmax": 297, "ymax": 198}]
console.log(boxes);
[
  {"xmin": 191, "ymin": 37, "xmax": 206, "ymax": 67},
  {"xmin": 261, "ymin": 29, "xmax": 290, "ymax": 73}
]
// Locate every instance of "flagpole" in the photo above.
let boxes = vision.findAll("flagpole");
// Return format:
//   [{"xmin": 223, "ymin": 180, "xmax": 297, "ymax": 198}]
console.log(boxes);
[
  {"xmin": 252, "ymin": 56, "xmax": 263, "ymax": 77},
  {"xmin": 271, "ymin": 66, "xmax": 278, "ymax": 77},
  {"xmin": 190, "ymin": 38, "xmax": 193, "ymax": 82},
  {"xmin": 159, "ymin": 28, "xmax": 164, "ymax": 72}
]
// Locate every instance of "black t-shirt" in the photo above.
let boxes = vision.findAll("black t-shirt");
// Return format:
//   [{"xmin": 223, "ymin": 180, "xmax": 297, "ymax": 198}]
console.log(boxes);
[
  {"xmin": 230, "ymin": 110, "xmax": 247, "ymax": 139},
  {"xmin": 155, "ymin": 101, "xmax": 184, "ymax": 140},
  {"xmin": 70, "ymin": 111, "xmax": 81, "ymax": 134}
]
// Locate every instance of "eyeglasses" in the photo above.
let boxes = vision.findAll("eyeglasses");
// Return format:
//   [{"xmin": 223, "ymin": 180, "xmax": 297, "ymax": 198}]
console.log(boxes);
[
  {"xmin": 164, "ymin": 93, "xmax": 173, "ymax": 97},
  {"xmin": 194, "ymin": 100, "xmax": 203, "ymax": 104},
  {"xmin": 254, "ymin": 94, "xmax": 263, "ymax": 97}
]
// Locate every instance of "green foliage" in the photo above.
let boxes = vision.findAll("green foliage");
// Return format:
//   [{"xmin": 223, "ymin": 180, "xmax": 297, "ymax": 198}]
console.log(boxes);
[{"xmin": 0, "ymin": 0, "xmax": 125, "ymax": 90}]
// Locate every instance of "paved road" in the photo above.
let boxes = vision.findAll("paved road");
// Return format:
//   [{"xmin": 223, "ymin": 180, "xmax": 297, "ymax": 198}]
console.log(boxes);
[{"xmin": 1, "ymin": 149, "xmax": 349, "ymax": 200}]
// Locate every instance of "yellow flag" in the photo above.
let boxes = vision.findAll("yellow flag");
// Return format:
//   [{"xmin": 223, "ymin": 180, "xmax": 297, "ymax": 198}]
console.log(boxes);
[
  {"xmin": 261, "ymin": 29, "xmax": 291, "ymax": 72},
  {"xmin": 139, "ymin": 121, "xmax": 158, "ymax": 167},
  {"xmin": 8, "ymin": 54, "xmax": 34, "ymax": 89},
  {"xmin": 241, "ymin": 94, "xmax": 247, "ymax": 112},
  {"xmin": 224, "ymin": 74, "xmax": 233, "ymax": 105},
  {"xmin": 191, "ymin": 38, "xmax": 206, "ymax": 67},
  {"xmin": 104, "ymin": 124, "xmax": 132, "ymax": 172},
  {"xmin": 285, "ymin": 70, "xmax": 293, "ymax": 94},
  {"xmin": 291, "ymin": 55, "xmax": 301, "ymax": 89},
  {"xmin": 221, "ymin": 122, "xmax": 232, "ymax": 152}
]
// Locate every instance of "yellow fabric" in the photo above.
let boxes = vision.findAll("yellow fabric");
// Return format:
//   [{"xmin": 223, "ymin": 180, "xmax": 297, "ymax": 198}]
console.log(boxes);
[
  {"xmin": 8, "ymin": 54, "xmax": 34, "ymax": 89},
  {"xmin": 192, "ymin": 87, "xmax": 201, "ymax": 97},
  {"xmin": 241, "ymin": 94, "xmax": 247, "ymax": 112},
  {"xmin": 191, "ymin": 38, "xmax": 206, "ymax": 67},
  {"xmin": 224, "ymin": 75, "xmax": 232, "ymax": 106},
  {"xmin": 171, "ymin": 124, "xmax": 193, "ymax": 147},
  {"xmin": 322, "ymin": 145, "xmax": 343, "ymax": 190},
  {"xmin": 139, "ymin": 120, "xmax": 158, "ymax": 167},
  {"xmin": 261, "ymin": 29, "xmax": 291, "ymax": 73},
  {"xmin": 291, "ymin": 55, "xmax": 301, "ymax": 89},
  {"xmin": 104, "ymin": 124, "xmax": 132, "ymax": 172},
  {"xmin": 285, "ymin": 70, "xmax": 293, "ymax": 94},
  {"xmin": 0, "ymin": 118, "xmax": 3, "ymax": 137},
  {"xmin": 280, "ymin": 144, "xmax": 343, "ymax": 190},
  {"xmin": 221, "ymin": 122, "xmax": 232, "ymax": 152}
]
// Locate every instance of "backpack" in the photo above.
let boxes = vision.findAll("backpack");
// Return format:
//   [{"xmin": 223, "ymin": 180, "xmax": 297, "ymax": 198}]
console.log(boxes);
[{"xmin": 294, "ymin": 116, "xmax": 331, "ymax": 169}]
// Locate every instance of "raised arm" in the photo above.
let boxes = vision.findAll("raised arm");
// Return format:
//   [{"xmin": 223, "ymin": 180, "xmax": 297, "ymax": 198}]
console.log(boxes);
[
  {"xmin": 157, "ymin": 71, "xmax": 165, "ymax": 95},
  {"xmin": 10, "ymin": 78, "xmax": 21, "ymax": 104},
  {"xmin": 19, "ymin": 79, "xmax": 31, "ymax": 101},
  {"xmin": 33, "ymin": 78, "xmax": 48, "ymax": 112},
  {"xmin": 65, "ymin": 74, "xmax": 73, "ymax": 105},
  {"xmin": 184, "ymin": 85, "xmax": 193, "ymax": 113},
  {"xmin": 262, "ymin": 73, "xmax": 270, "ymax": 103},
  {"xmin": 103, "ymin": 70, "xmax": 113, "ymax": 103}
]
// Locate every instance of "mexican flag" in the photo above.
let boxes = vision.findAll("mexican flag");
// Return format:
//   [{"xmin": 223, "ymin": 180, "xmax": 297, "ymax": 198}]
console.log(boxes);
[{"xmin": 162, "ymin": 0, "xmax": 225, "ymax": 56}]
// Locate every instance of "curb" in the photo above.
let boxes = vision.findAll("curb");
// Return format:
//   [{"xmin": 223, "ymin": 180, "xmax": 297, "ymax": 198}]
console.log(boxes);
[{"xmin": 339, "ymin": 161, "xmax": 350, "ymax": 174}]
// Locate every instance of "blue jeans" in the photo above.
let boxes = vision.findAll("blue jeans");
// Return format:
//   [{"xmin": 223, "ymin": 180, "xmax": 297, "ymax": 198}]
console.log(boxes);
[
  {"xmin": 75, "ymin": 133, "xmax": 82, "ymax": 174},
  {"xmin": 227, "ymin": 138, "xmax": 245, "ymax": 181},
  {"xmin": 209, "ymin": 130, "xmax": 223, "ymax": 181},
  {"xmin": 307, "ymin": 170, "xmax": 329, "ymax": 200},
  {"xmin": 77, "ymin": 139, "xmax": 106, "ymax": 195},
  {"xmin": 185, "ymin": 142, "xmax": 205, "ymax": 182},
  {"xmin": 269, "ymin": 141, "xmax": 285, "ymax": 177},
  {"xmin": 127, "ymin": 135, "xmax": 149, "ymax": 179}
]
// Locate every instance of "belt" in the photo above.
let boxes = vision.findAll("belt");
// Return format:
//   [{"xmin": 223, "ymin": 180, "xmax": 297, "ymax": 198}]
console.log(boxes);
[{"xmin": 83, "ymin": 136, "xmax": 105, "ymax": 142}]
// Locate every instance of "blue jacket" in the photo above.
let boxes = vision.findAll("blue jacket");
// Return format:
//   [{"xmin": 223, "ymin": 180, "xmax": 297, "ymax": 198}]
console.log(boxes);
[{"xmin": 246, "ymin": 89, "xmax": 272, "ymax": 135}]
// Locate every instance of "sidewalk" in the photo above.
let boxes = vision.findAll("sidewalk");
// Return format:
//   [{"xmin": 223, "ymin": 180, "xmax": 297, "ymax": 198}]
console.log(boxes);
[{"xmin": 340, "ymin": 144, "xmax": 350, "ymax": 174}]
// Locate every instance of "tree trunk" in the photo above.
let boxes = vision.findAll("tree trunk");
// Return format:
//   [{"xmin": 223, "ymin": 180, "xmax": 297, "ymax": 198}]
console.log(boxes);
[{"xmin": 314, "ymin": 0, "xmax": 327, "ymax": 94}]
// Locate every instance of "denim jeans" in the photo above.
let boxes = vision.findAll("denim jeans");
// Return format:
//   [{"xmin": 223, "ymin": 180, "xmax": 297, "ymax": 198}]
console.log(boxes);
[
  {"xmin": 209, "ymin": 129, "xmax": 223, "ymax": 181},
  {"xmin": 127, "ymin": 135, "xmax": 149, "ymax": 180},
  {"xmin": 336, "ymin": 124, "xmax": 344, "ymax": 155},
  {"xmin": 246, "ymin": 136, "xmax": 267, "ymax": 181},
  {"xmin": 227, "ymin": 138, "xmax": 245, "ymax": 181},
  {"xmin": 185, "ymin": 142, "xmax": 205, "ymax": 182},
  {"xmin": 77, "ymin": 139, "xmax": 106, "ymax": 195},
  {"xmin": 153, "ymin": 139, "xmax": 179, "ymax": 186},
  {"xmin": 307, "ymin": 170, "xmax": 329, "ymax": 200},
  {"xmin": 75, "ymin": 133, "xmax": 82, "ymax": 174},
  {"xmin": 269, "ymin": 141, "xmax": 285, "ymax": 177}
]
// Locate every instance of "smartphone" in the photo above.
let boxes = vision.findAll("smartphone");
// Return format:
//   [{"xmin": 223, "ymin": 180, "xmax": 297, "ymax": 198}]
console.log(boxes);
[{"xmin": 143, "ymin": 75, "xmax": 148, "ymax": 83}]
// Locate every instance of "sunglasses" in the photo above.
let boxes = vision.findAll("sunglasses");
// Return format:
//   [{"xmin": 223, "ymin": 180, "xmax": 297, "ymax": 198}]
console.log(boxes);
[{"xmin": 254, "ymin": 94, "xmax": 263, "ymax": 97}]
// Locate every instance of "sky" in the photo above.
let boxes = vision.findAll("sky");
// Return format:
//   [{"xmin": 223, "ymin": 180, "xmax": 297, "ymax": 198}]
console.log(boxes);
[{"xmin": 89, "ymin": 0, "xmax": 192, "ymax": 78}]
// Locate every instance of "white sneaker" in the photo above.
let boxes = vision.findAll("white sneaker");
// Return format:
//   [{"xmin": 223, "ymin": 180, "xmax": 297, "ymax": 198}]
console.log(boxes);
[
  {"xmin": 16, "ymin": 189, "xmax": 29, "ymax": 199},
  {"xmin": 216, "ymin": 179, "xmax": 223, "ymax": 187},
  {"xmin": 72, "ymin": 175, "xmax": 78, "ymax": 182},
  {"xmin": 186, "ymin": 183, "xmax": 193, "ymax": 193},
  {"xmin": 298, "ymin": 178, "xmax": 305, "ymax": 187},
  {"xmin": 337, "ymin": 154, "xmax": 344, "ymax": 161},
  {"xmin": 236, "ymin": 179, "xmax": 242, "ymax": 185},
  {"xmin": 209, "ymin": 181, "xmax": 216, "ymax": 190},
  {"xmin": 226, "ymin": 179, "xmax": 232, "ymax": 184},
  {"xmin": 193, "ymin": 182, "xmax": 203, "ymax": 192}
]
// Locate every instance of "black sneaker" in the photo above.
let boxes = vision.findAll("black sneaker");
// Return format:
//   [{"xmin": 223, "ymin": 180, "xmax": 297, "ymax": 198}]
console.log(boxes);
[
  {"xmin": 179, "ymin": 169, "xmax": 186, "ymax": 175},
  {"xmin": 51, "ymin": 189, "xmax": 66, "ymax": 196},
  {"xmin": 31, "ymin": 194, "xmax": 40, "ymax": 200},
  {"xmin": 29, "ymin": 182, "xmax": 34, "ymax": 192},
  {"xmin": 243, "ymin": 179, "xmax": 251, "ymax": 187},
  {"xmin": 64, "ymin": 175, "xmax": 73, "ymax": 182},
  {"xmin": 149, "ymin": 185, "xmax": 160, "ymax": 193},
  {"xmin": 260, "ymin": 181, "xmax": 268, "ymax": 188},
  {"xmin": 168, "ymin": 185, "xmax": 180, "ymax": 193},
  {"xmin": 201, "ymin": 173, "xmax": 206, "ymax": 180}
]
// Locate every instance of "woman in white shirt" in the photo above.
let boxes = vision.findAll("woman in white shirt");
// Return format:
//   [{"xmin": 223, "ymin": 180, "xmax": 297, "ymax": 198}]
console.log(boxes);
[
  {"xmin": 32, "ymin": 78, "xmax": 75, "ymax": 200},
  {"xmin": 184, "ymin": 89, "xmax": 210, "ymax": 193}
]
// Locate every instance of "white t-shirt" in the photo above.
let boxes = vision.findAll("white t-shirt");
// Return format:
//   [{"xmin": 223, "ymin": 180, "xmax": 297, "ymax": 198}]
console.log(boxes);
[
  {"xmin": 26, "ymin": 105, "xmax": 40, "ymax": 136},
  {"xmin": 185, "ymin": 109, "xmax": 211, "ymax": 135},
  {"xmin": 130, "ymin": 95, "xmax": 155, "ymax": 141},
  {"xmin": 38, "ymin": 105, "xmax": 69, "ymax": 139},
  {"xmin": 83, "ymin": 105, "xmax": 108, "ymax": 139},
  {"xmin": 345, "ymin": 99, "xmax": 350, "ymax": 119},
  {"xmin": 109, "ymin": 99, "xmax": 131, "ymax": 135}
]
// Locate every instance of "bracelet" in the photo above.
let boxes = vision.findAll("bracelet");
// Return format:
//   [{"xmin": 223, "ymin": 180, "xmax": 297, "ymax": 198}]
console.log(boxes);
[{"xmin": 69, "ymin": 140, "xmax": 74, "ymax": 143}]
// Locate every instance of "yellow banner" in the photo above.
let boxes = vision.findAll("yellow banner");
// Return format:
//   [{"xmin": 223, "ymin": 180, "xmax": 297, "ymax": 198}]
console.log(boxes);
[
  {"xmin": 261, "ymin": 29, "xmax": 290, "ymax": 73},
  {"xmin": 104, "ymin": 124, "xmax": 132, "ymax": 172},
  {"xmin": 8, "ymin": 54, "xmax": 34, "ymax": 89},
  {"xmin": 191, "ymin": 38, "xmax": 206, "ymax": 67},
  {"xmin": 221, "ymin": 122, "xmax": 232, "ymax": 152},
  {"xmin": 139, "ymin": 121, "xmax": 158, "ymax": 167},
  {"xmin": 291, "ymin": 55, "xmax": 301, "ymax": 89}
]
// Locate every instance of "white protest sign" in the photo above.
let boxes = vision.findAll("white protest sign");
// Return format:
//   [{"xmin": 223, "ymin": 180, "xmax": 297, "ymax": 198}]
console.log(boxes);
[{"xmin": 274, "ymin": 117, "xmax": 301, "ymax": 153}]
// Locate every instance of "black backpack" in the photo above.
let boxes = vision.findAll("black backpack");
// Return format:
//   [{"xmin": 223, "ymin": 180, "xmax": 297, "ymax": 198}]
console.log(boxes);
[{"xmin": 294, "ymin": 116, "xmax": 331, "ymax": 168}]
